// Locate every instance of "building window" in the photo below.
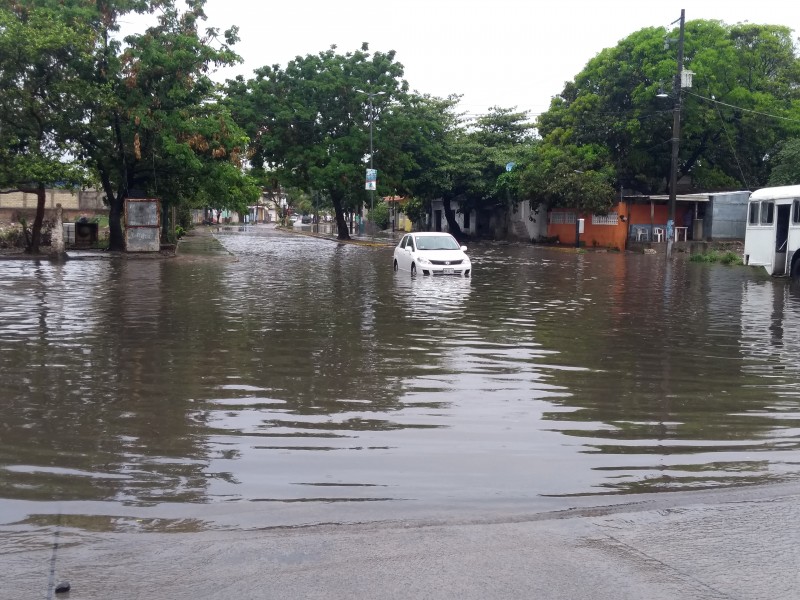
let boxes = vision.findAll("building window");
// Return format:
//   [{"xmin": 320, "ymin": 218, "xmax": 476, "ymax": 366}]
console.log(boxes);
[
  {"xmin": 592, "ymin": 212, "xmax": 619, "ymax": 226},
  {"xmin": 550, "ymin": 211, "xmax": 576, "ymax": 225},
  {"xmin": 463, "ymin": 211, "xmax": 471, "ymax": 229}
]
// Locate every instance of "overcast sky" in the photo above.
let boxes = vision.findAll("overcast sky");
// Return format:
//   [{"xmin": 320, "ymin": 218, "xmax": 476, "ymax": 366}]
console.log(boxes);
[{"xmin": 127, "ymin": 1, "xmax": 800, "ymax": 119}]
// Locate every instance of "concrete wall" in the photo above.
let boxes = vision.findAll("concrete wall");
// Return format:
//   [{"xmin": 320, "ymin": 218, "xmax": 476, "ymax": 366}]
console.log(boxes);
[
  {"xmin": 507, "ymin": 201, "xmax": 548, "ymax": 242},
  {"xmin": 0, "ymin": 189, "xmax": 105, "ymax": 211},
  {"xmin": 548, "ymin": 209, "xmax": 630, "ymax": 250},
  {"xmin": 429, "ymin": 199, "xmax": 477, "ymax": 236}
]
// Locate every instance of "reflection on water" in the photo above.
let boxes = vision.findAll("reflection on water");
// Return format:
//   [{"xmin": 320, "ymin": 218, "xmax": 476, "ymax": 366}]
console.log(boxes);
[{"xmin": 2, "ymin": 228, "xmax": 800, "ymax": 531}]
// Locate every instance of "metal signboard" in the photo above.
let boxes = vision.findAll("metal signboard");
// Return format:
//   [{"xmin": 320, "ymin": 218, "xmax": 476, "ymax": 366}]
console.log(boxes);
[{"xmin": 125, "ymin": 198, "xmax": 161, "ymax": 252}]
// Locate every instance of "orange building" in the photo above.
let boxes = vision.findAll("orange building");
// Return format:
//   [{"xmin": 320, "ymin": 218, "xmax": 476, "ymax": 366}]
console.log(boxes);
[{"xmin": 548, "ymin": 196, "xmax": 701, "ymax": 250}]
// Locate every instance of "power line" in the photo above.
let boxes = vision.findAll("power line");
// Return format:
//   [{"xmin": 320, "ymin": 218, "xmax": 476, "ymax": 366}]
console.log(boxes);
[{"xmin": 684, "ymin": 90, "xmax": 800, "ymax": 124}]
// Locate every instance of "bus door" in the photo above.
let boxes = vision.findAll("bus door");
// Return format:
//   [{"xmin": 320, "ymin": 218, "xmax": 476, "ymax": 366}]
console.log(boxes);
[{"xmin": 775, "ymin": 203, "xmax": 791, "ymax": 275}]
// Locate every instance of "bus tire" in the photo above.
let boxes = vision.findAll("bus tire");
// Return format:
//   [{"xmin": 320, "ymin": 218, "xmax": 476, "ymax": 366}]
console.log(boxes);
[{"xmin": 791, "ymin": 257, "xmax": 800, "ymax": 280}]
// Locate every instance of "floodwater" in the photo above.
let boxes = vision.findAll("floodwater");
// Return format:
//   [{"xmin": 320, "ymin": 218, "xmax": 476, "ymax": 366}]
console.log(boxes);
[{"xmin": 2, "ymin": 226, "xmax": 800, "ymax": 532}]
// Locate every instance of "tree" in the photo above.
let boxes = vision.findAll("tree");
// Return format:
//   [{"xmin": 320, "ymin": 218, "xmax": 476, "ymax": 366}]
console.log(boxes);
[
  {"xmin": 70, "ymin": 0, "xmax": 256, "ymax": 250},
  {"xmin": 515, "ymin": 142, "xmax": 617, "ymax": 219},
  {"xmin": 767, "ymin": 138, "xmax": 800, "ymax": 186},
  {"xmin": 0, "ymin": 2, "xmax": 92, "ymax": 253},
  {"xmin": 376, "ymin": 93, "xmax": 462, "ymax": 231},
  {"xmin": 385, "ymin": 99, "xmax": 533, "ymax": 238},
  {"xmin": 537, "ymin": 20, "xmax": 800, "ymax": 195},
  {"xmin": 456, "ymin": 107, "xmax": 534, "ymax": 236},
  {"xmin": 226, "ymin": 44, "xmax": 410, "ymax": 240}
]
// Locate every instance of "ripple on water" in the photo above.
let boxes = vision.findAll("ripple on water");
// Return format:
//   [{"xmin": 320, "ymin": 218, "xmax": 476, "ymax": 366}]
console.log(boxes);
[{"xmin": 2, "ymin": 232, "xmax": 800, "ymax": 529}]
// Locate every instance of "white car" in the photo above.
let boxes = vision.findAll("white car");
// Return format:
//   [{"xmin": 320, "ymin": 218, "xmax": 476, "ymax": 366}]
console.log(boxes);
[{"xmin": 393, "ymin": 232, "xmax": 472, "ymax": 277}]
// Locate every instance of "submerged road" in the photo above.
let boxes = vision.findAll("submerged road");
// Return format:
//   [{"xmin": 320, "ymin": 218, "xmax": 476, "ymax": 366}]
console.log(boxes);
[
  {"xmin": 4, "ymin": 227, "xmax": 800, "ymax": 598},
  {"xmin": 6, "ymin": 482, "xmax": 800, "ymax": 599}
]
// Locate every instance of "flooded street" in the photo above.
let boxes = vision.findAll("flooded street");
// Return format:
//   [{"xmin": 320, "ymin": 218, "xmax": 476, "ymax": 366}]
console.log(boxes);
[{"xmin": 2, "ymin": 225, "xmax": 800, "ymax": 534}]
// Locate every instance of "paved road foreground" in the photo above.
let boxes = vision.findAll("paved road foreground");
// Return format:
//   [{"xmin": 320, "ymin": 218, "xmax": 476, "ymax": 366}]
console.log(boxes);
[{"xmin": 4, "ymin": 482, "xmax": 800, "ymax": 599}]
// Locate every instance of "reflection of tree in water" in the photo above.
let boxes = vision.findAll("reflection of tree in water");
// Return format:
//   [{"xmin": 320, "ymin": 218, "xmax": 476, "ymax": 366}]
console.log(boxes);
[{"xmin": 537, "ymin": 258, "xmax": 800, "ymax": 493}]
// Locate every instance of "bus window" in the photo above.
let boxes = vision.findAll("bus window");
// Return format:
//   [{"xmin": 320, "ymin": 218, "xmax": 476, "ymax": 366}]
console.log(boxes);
[
  {"xmin": 794, "ymin": 200, "xmax": 800, "ymax": 224},
  {"xmin": 760, "ymin": 201, "xmax": 774, "ymax": 225},
  {"xmin": 748, "ymin": 202, "xmax": 759, "ymax": 225}
]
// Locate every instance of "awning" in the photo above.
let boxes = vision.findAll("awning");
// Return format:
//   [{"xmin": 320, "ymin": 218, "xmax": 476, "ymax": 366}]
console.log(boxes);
[{"xmin": 624, "ymin": 193, "xmax": 711, "ymax": 203}]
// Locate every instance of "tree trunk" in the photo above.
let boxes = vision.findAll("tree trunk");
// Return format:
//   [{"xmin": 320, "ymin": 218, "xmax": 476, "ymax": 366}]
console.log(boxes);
[
  {"xmin": 442, "ymin": 197, "xmax": 464, "ymax": 239},
  {"xmin": 331, "ymin": 191, "xmax": 351, "ymax": 241},
  {"xmin": 27, "ymin": 184, "xmax": 47, "ymax": 254},
  {"xmin": 108, "ymin": 193, "xmax": 125, "ymax": 251}
]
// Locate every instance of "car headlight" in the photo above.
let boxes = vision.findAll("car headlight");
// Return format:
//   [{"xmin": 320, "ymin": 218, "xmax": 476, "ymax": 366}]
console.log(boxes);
[{"xmin": 417, "ymin": 257, "xmax": 432, "ymax": 265}]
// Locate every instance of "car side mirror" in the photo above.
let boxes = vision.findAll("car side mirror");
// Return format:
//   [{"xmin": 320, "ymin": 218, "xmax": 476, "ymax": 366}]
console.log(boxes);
[{"xmin": 460, "ymin": 245, "xmax": 467, "ymax": 252}]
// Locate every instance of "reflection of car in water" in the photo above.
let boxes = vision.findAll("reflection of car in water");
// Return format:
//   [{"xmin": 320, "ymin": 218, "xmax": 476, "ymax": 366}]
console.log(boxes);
[
  {"xmin": 393, "ymin": 232, "xmax": 472, "ymax": 277},
  {"xmin": 393, "ymin": 273, "xmax": 472, "ymax": 320}
]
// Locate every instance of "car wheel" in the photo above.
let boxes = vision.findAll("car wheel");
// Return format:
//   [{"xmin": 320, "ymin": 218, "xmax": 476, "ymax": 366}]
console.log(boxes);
[
  {"xmin": 411, "ymin": 263, "xmax": 417, "ymax": 277},
  {"xmin": 393, "ymin": 259, "xmax": 398, "ymax": 272}
]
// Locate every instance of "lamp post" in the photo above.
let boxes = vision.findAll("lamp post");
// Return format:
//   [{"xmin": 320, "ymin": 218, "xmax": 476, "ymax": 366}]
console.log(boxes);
[
  {"xmin": 666, "ymin": 9, "xmax": 685, "ymax": 257},
  {"xmin": 356, "ymin": 89, "xmax": 385, "ymax": 237}
]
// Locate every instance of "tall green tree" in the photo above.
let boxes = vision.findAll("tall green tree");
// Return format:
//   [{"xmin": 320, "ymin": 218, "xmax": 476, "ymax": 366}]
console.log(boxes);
[
  {"xmin": 376, "ymin": 93, "xmax": 462, "ymax": 230},
  {"xmin": 387, "ymin": 101, "xmax": 533, "ymax": 237},
  {"xmin": 226, "ymin": 44, "xmax": 409, "ymax": 240},
  {"xmin": 515, "ymin": 142, "xmax": 617, "ymax": 217},
  {"xmin": 0, "ymin": 2, "xmax": 92, "ymax": 253},
  {"xmin": 537, "ymin": 20, "xmax": 800, "ymax": 194},
  {"xmin": 767, "ymin": 138, "xmax": 800, "ymax": 186},
  {"xmin": 456, "ymin": 107, "xmax": 534, "ymax": 235},
  {"xmin": 70, "ymin": 0, "xmax": 256, "ymax": 250}
]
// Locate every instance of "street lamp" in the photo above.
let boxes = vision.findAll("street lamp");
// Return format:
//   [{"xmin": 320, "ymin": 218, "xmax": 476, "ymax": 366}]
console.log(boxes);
[
  {"xmin": 356, "ymin": 89, "xmax": 386, "ymax": 237},
  {"xmin": 666, "ymin": 9, "xmax": 685, "ymax": 257}
]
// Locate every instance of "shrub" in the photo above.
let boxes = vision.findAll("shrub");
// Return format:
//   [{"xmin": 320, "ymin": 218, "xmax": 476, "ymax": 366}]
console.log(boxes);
[
  {"xmin": 0, "ymin": 226, "xmax": 26, "ymax": 248},
  {"xmin": 689, "ymin": 250, "xmax": 743, "ymax": 265}
]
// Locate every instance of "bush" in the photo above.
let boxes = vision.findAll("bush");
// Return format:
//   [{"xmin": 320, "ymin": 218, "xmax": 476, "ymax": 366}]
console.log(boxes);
[
  {"xmin": 689, "ymin": 250, "xmax": 743, "ymax": 265},
  {"xmin": 370, "ymin": 202, "xmax": 390, "ymax": 230},
  {"xmin": 0, "ymin": 219, "xmax": 54, "ymax": 249},
  {"xmin": 0, "ymin": 226, "xmax": 26, "ymax": 248}
]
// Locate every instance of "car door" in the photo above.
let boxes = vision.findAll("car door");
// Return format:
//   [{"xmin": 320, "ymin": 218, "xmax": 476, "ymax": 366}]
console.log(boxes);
[
  {"xmin": 403, "ymin": 236, "xmax": 416, "ymax": 271},
  {"xmin": 395, "ymin": 235, "xmax": 409, "ymax": 271}
]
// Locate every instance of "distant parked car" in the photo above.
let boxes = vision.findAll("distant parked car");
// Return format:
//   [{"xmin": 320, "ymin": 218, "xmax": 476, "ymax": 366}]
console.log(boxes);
[
  {"xmin": 301, "ymin": 215, "xmax": 312, "ymax": 224},
  {"xmin": 393, "ymin": 232, "xmax": 472, "ymax": 277}
]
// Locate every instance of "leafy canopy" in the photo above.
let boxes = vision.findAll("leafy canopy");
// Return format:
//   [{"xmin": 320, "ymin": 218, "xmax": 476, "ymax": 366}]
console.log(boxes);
[{"xmin": 535, "ymin": 19, "xmax": 800, "ymax": 194}]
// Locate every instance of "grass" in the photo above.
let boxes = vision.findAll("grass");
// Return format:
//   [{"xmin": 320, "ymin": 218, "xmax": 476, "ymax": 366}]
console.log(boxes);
[{"xmin": 689, "ymin": 250, "xmax": 744, "ymax": 265}]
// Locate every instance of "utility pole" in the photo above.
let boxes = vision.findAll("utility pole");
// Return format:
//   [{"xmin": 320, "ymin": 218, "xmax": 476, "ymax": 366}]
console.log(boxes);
[
  {"xmin": 667, "ymin": 9, "xmax": 685, "ymax": 258},
  {"xmin": 356, "ymin": 89, "xmax": 385, "ymax": 239},
  {"xmin": 368, "ymin": 93, "xmax": 375, "ymax": 238}
]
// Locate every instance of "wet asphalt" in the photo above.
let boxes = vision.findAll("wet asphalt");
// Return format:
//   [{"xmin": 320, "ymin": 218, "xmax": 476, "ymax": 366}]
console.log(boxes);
[{"xmin": 5, "ymin": 482, "xmax": 799, "ymax": 599}]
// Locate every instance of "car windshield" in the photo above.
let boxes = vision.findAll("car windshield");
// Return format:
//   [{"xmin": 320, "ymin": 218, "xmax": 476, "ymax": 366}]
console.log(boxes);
[{"xmin": 414, "ymin": 235, "xmax": 460, "ymax": 251}]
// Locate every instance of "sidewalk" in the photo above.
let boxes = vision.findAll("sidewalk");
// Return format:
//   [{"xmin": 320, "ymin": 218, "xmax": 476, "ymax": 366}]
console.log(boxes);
[{"xmin": 281, "ymin": 222, "xmax": 401, "ymax": 247}]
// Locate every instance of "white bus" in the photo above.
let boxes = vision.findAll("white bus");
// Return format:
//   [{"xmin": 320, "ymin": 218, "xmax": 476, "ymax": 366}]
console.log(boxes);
[{"xmin": 744, "ymin": 185, "xmax": 800, "ymax": 278}]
